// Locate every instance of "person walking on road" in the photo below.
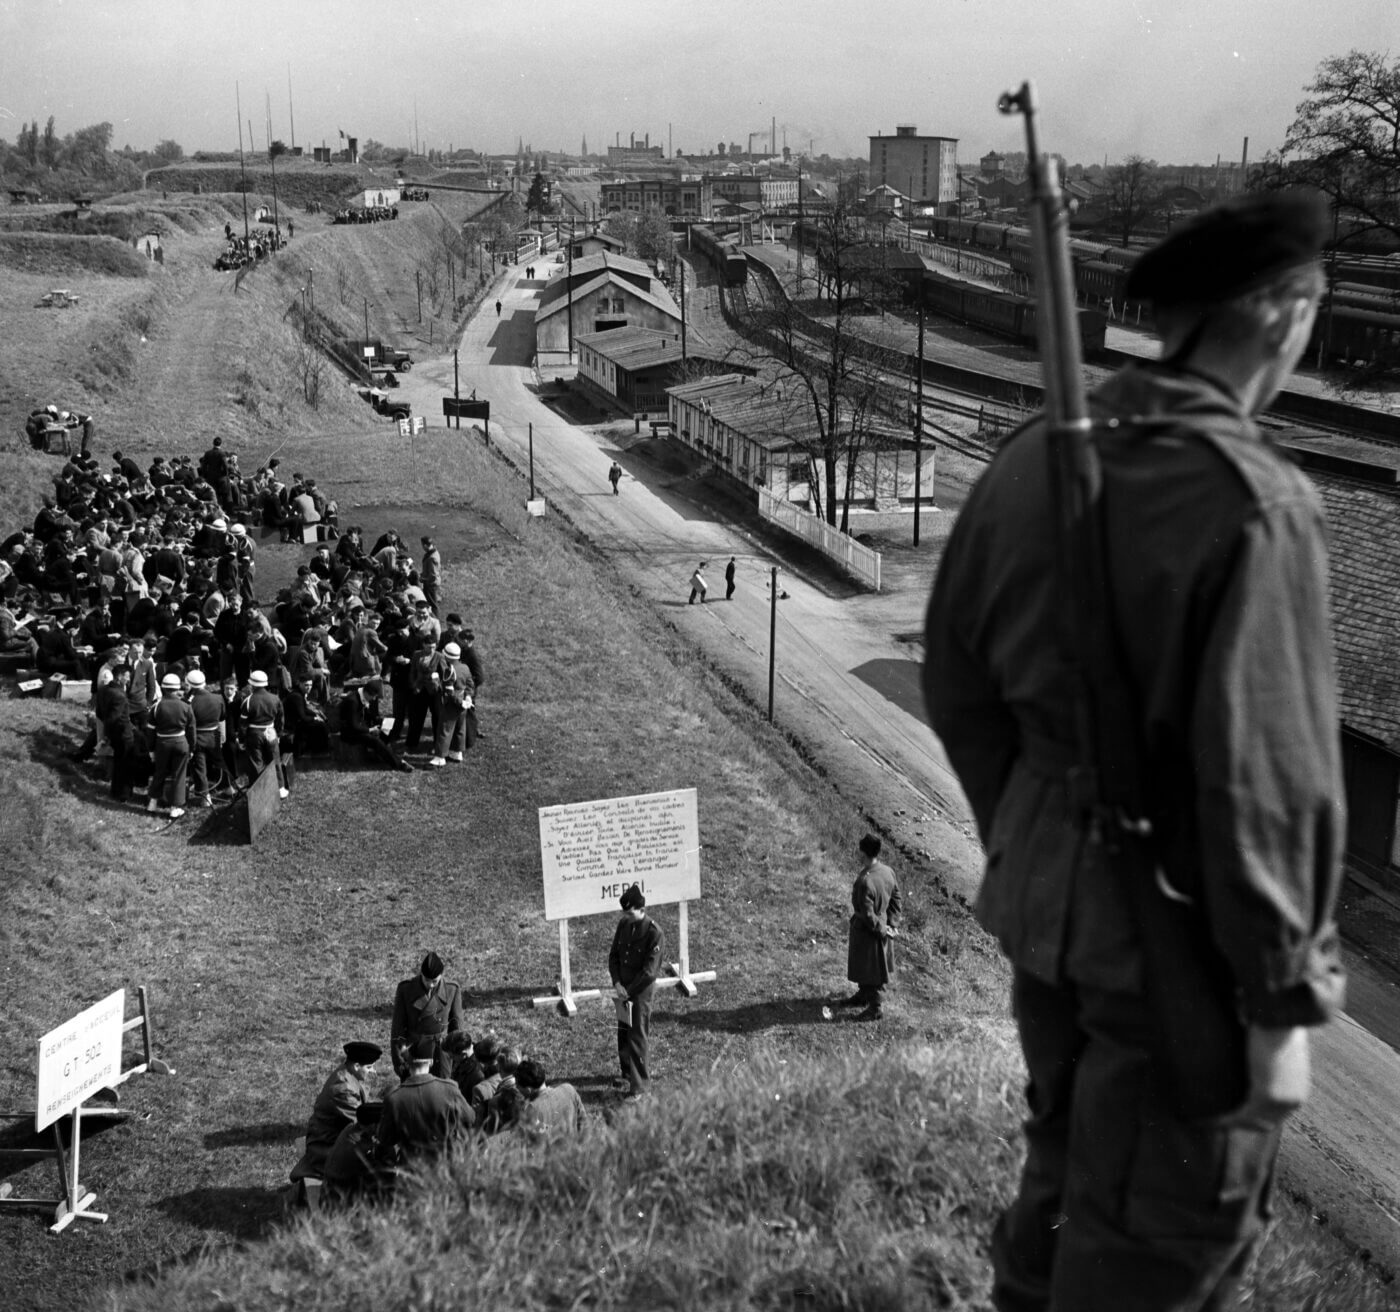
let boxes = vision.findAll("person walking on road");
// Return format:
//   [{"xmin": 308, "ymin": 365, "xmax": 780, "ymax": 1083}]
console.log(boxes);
[
  {"xmin": 923, "ymin": 191, "xmax": 1346, "ymax": 1311},
  {"xmin": 608, "ymin": 461, "xmax": 622, "ymax": 495},
  {"xmin": 725, "ymin": 557, "xmax": 736, "ymax": 600},
  {"xmin": 495, "ymin": 299, "xmax": 502, "ymax": 317},
  {"xmin": 688, "ymin": 562, "xmax": 708, "ymax": 605}
]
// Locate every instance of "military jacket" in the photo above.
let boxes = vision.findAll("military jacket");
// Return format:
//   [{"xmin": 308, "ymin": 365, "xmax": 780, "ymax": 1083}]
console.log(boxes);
[{"xmin": 923, "ymin": 363, "xmax": 1345, "ymax": 1027}]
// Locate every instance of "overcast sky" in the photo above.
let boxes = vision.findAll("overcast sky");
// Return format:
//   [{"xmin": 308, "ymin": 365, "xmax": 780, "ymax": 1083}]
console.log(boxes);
[{"xmin": 0, "ymin": 0, "xmax": 1394, "ymax": 167}]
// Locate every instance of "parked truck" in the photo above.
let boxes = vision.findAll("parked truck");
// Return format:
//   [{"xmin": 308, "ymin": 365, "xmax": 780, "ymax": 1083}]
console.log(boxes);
[{"xmin": 345, "ymin": 338, "xmax": 414, "ymax": 372}]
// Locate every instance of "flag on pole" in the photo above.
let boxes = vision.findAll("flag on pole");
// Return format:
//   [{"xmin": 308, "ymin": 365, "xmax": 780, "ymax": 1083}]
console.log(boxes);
[{"xmin": 338, "ymin": 128, "xmax": 345, "ymax": 140}]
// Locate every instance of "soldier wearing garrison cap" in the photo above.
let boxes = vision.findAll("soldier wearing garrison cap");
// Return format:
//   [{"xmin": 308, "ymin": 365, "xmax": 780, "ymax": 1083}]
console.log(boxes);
[
  {"xmin": 375, "ymin": 1034, "xmax": 474, "ymax": 1166},
  {"xmin": 390, "ymin": 952, "xmax": 464, "ymax": 1081},
  {"xmin": 290, "ymin": 1041, "xmax": 383, "ymax": 1191},
  {"xmin": 924, "ymin": 190, "xmax": 1345, "ymax": 1309},
  {"xmin": 608, "ymin": 884, "xmax": 665, "ymax": 1101}
]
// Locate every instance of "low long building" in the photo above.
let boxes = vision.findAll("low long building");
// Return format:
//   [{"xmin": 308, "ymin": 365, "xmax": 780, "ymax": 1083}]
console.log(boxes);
[
  {"xmin": 667, "ymin": 373, "xmax": 933, "ymax": 514},
  {"xmin": 575, "ymin": 327, "xmax": 740, "ymax": 414}
]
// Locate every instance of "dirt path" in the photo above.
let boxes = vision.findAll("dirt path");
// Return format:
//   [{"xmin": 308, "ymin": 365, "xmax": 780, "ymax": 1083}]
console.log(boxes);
[{"xmin": 128, "ymin": 241, "xmax": 242, "ymax": 440}]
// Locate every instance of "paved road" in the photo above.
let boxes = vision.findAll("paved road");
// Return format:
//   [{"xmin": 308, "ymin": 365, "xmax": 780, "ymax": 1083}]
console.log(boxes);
[{"xmin": 395, "ymin": 262, "xmax": 1400, "ymax": 1271}]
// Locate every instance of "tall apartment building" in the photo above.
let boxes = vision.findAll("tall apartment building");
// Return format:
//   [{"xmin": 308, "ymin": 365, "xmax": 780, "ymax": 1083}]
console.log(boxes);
[{"xmin": 869, "ymin": 125, "xmax": 958, "ymax": 206}]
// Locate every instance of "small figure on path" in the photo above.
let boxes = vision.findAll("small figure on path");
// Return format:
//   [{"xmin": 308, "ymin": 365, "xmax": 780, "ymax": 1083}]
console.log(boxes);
[
  {"xmin": 495, "ymin": 299, "xmax": 502, "ymax": 317},
  {"xmin": 608, "ymin": 461, "xmax": 622, "ymax": 495},
  {"xmin": 725, "ymin": 556, "xmax": 736, "ymax": 600},
  {"xmin": 688, "ymin": 562, "xmax": 708, "ymax": 605}
]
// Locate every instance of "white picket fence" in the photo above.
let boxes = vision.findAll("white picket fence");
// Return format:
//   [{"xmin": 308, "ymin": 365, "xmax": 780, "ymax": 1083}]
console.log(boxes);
[{"xmin": 757, "ymin": 488, "xmax": 882, "ymax": 591}]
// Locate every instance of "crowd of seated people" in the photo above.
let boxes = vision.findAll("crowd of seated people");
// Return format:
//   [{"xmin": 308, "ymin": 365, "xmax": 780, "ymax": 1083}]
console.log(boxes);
[
  {"xmin": 1, "ymin": 438, "xmax": 485, "ymax": 812},
  {"xmin": 289, "ymin": 1028, "xmax": 586, "ymax": 1210},
  {"xmin": 332, "ymin": 205, "xmax": 397, "ymax": 225},
  {"xmin": 215, "ymin": 224, "xmax": 286, "ymax": 271}
]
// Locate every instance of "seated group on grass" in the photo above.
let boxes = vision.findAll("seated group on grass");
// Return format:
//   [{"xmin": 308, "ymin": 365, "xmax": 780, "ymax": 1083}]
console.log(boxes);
[
  {"xmin": 0, "ymin": 441, "xmax": 484, "ymax": 814},
  {"xmin": 290, "ymin": 1029, "xmax": 586, "ymax": 1209}
]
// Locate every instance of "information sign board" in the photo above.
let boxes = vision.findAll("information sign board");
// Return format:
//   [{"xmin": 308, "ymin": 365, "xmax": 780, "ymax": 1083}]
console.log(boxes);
[
  {"xmin": 442, "ymin": 397, "xmax": 490, "ymax": 421},
  {"xmin": 36, "ymin": 990, "xmax": 125, "ymax": 1131},
  {"xmin": 538, "ymin": 788, "xmax": 700, "ymax": 921}
]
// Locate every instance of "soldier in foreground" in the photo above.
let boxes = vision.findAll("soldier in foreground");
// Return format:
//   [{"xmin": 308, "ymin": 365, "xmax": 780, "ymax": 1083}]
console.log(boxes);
[{"xmin": 923, "ymin": 192, "xmax": 1346, "ymax": 1310}]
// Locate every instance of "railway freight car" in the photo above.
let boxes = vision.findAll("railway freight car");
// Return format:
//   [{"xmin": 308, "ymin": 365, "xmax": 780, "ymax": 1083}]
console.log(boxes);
[
  {"xmin": 690, "ymin": 224, "xmax": 748, "ymax": 287},
  {"xmin": 1313, "ymin": 302, "xmax": 1400, "ymax": 366},
  {"xmin": 917, "ymin": 267, "xmax": 1106, "ymax": 353}
]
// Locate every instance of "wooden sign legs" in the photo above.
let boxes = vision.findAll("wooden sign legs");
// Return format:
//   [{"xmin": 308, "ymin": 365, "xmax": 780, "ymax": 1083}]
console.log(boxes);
[
  {"xmin": 0, "ymin": 1104, "xmax": 106, "ymax": 1233},
  {"xmin": 530, "ymin": 901, "xmax": 717, "ymax": 1014},
  {"xmin": 532, "ymin": 918, "xmax": 603, "ymax": 1015},
  {"xmin": 0, "ymin": 984, "xmax": 173, "ymax": 1232}
]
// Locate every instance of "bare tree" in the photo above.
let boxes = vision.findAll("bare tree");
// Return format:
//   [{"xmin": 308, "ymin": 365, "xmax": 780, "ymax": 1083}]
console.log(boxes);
[
  {"xmin": 730, "ymin": 203, "xmax": 908, "ymax": 529},
  {"xmin": 1283, "ymin": 49, "xmax": 1400, "ymax": 246},
  {"xmin": 1104, "ymin": 154, "xmax": 1162, "ymax": 247},
  {"xmin": 292, "ymin": 321, "xmax": 324, "ymax": 405}
]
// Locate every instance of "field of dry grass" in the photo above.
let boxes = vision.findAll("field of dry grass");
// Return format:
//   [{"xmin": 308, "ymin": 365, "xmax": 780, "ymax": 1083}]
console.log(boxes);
[{"xmin": 0, "ymin": 195, "xmax": 1394, "ymax": 1312}]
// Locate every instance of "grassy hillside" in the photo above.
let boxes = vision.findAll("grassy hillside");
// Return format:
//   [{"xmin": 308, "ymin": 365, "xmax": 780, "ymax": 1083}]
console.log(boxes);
[
  {"xmin": 0, "ymin": 197, "xmax": 1393, "ymax": 1312},
  {"xmin": 146, "ymin": 164, "xmax": 368, "ymax": 210},
  {"xmin": 0, "ymin": 232, "xmax": 150, "ymax": 277}
]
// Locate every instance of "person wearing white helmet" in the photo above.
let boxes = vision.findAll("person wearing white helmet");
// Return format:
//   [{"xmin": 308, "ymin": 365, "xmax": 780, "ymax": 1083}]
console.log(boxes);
[
  {"xmin": 427, "ymin": 640, "xmax": 475, "ymax": 768},
  {"xmin": 186, "ymin": 669, "xmax": 226, "ymax": 806},
  {"xmin": 243, "ymin": 669, "xmax": 289, "ymax": 798},
  {"xmin": 148, "ymin": 671, "xmax": 195, "ymax": 818}
]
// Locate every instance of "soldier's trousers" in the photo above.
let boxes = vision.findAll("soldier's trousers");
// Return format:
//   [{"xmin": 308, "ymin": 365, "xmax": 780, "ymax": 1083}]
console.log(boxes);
[
  {"xmin": 150, "ymin": 738, "xmax": 190, "ymax": 808},
  {"xmin": 616, "ymin": 990, "xmax": 653, "ymax": 1095},
  {"xmin": 993, "ymin": 968, "xmax": 1286, "ymax": 1312}
]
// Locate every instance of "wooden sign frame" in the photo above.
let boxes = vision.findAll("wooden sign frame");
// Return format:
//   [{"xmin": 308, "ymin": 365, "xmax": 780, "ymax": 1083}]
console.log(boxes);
[
  {"xmin": 530, "ymin": 790, "xmax": 716, "ymax": 1015},
  {"xmin": 0, "ymin": 986, "xmax": 174, "ymax": 1232}
]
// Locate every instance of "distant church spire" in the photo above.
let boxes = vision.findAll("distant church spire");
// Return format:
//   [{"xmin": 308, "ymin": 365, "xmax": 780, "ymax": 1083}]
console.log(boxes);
[{"xmin": 582, "ymin": 133, "xmax": 588, "ymax": 157}]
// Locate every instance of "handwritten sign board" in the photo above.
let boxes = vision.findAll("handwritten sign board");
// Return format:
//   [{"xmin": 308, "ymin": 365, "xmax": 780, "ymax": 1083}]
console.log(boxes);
[
  {"xmin": 538, "ymin": 788, "xmax": 700, "ymax": 921},
  {"xmin": 36, "ymin": 990, "xmax": 125, "ymax": 1131}
]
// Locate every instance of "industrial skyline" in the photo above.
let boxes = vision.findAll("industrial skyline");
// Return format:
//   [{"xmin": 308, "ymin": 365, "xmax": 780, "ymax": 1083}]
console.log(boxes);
[{"xmin": 1, "ymin": 0, "xmax": 1394, "ymax": 167}]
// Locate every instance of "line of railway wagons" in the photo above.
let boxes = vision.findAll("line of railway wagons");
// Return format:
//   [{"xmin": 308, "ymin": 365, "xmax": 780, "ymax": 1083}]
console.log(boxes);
[
  {"xmin": 929, "ymin": 216, "xmax": 1400, "ymax": 366},
  {"xmin": 688, "ymin": 224, "xmax": 748, "ymax": 287},
  {"xmin": 913, "ymin": 266, "xmax": 1108, "ymax": 354}
]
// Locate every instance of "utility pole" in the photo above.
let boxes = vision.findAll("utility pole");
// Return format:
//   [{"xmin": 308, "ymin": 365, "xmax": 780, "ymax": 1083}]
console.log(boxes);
[
  {"xmin": 235, "ymin": 84, "xmax": 250, "ymax": 247},
  {"xmin": 679, "ymin": 249, "xmax": 687, "ymax": 365},
  {"xmin": 270, "ymin": 145, "xmax": 280, "ymax": 237},
  {"xmin": 913, "ymin": 291, "xmax": 925, "ymax": 546},
  {"xmin": 795, "ymin": 160, "xmax": 803, "ymax": 292},
  {"xmin": 287, "ymin": 64, "xmax": 296, "ymax": 152},
  {"xmin": 566, "ymin": 219, "xmax": 575, "ymax": 360},
  {"xmin": 363, "ymin": 296, "xmax": 370, "ymax": 346},
  {"xmin": 767, "ymin": 566, "xmax": 779, "ymax": 722}
]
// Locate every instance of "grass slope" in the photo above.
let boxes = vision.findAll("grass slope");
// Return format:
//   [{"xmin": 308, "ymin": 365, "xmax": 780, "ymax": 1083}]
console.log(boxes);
[{"xmin": 0, "ymin": 197, "xmax": 1393, "ymax": 1312}]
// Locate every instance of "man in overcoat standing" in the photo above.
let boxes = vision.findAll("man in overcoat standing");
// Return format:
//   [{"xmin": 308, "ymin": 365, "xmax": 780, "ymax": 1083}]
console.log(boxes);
[
  {"xmin": 390, "ymin": 952, "xmax": 465, "ymax": 1081},
  {"xmin": 840, "ymin": 834, "xmax": 901, "ymax": 1020}
]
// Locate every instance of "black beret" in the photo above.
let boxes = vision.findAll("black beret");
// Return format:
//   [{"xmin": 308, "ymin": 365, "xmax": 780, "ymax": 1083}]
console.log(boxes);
[
  {"xmin": 344, "ymin": 1041, "xmax": 382, "ymax": 1065},
  {"xmin": 1126, "ymin": 190, "xmax": 1327, "ymax": 308},
  {"xmin": 620, "ymin": 883, "xmax": 645, "ymax": 911},
  {"xmin": 410, "ymin": 1035, "xmax": 437, "ymax": 1061},
  {"xmin": 421, "ymin": 951, "xmax": 444, "ymax": 979}
]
